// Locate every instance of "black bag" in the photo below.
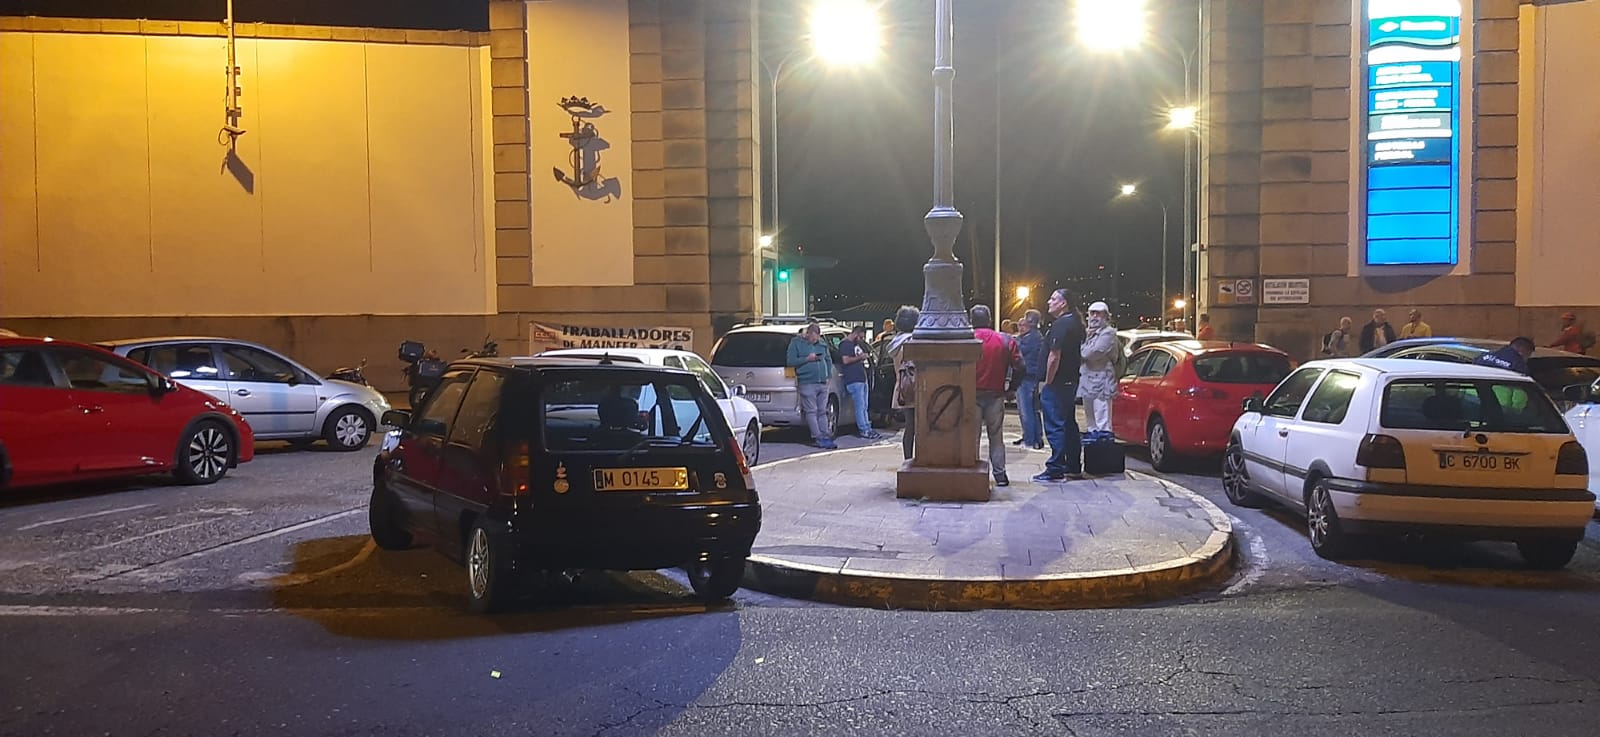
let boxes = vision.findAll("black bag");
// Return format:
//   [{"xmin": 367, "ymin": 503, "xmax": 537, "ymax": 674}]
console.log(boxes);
[
  {"xmin": 1082, "ymin": 437, "xmax": 1125, "ymax": 475},
  {"xmin": 398, "ymin": 340, "xmax": 426, "ymax": 362}
]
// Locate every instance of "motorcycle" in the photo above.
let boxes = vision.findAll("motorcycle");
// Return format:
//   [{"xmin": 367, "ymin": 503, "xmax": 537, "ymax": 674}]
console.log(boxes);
[
  {"xmin": 398, "ymin": 336, "xmax": 499, "ymax": 408},
  {"xmin": 328, "ymin": 358, "xmax": 368, "ymax": 386}
]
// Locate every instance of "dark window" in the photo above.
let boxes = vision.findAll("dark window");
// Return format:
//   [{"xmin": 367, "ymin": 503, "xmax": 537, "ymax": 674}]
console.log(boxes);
[
  {"xmin": 1263, "ymin": 368, "xmax": 1324, "ymax": 418},
  {"xmin": 710, "ymin": 333, "xmax": 791, "ymax": 368},
  {"xmin": 1193, "ymin": 353, "xmax": 1293, "ymax": 385},
  {"xmin": 448, "ymin": 371, "xmax": 505, "ymax": 450},
  {"xmin": 1140, "ymin": 351, "xmax": 1176, "ymax": 378},
  {"xmin": 414, "ymin": 371, "xmax": 473, "ymax": 437},
  {"xmin": 219, "ymin": 345, "xmax": 301, "ymax": 384},
  {"xmin": 131, "ymin": 344, "xmax": 223, "ymax": 381},
  {"xmin": 1381, "ymin": 379, "xmax": 1567, "ymax": 434},
  {"xmin": 0, "ymin": 350, "xmax": 56, "ymax": 388},
  {"xmin": 1528, "ymin": 358, "xmax": 1600, "ymax": 398},
  {"xmin": 1301, "ymin": 371, "xmax": 1361, "ymax": 425},
  {"xmin": 1122, "ymin": 350, "xmax": 1154, "ymax": 378},
  {"xmin": 542, "ymin": 373, "xmax": 724, "ymax": 451},
  {"xmin": 55, "ymin": 351, "xmax": 150, "ymax": 395}
]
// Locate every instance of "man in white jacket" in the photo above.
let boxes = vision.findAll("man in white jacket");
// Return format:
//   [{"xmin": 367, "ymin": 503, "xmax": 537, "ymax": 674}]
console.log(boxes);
[{"xmin": 1079, "ymin": 301, "xmax": 1119, "ymax": 434}]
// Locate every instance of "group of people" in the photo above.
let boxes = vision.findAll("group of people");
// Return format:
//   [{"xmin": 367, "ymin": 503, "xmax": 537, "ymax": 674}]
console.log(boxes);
[
  {"xmin": 784, "ymin": 321, "xmax": 886, "ymax": 451},
  {"xmin": 1321, "ymin": 308, "xmax": 1591, "ymax": 365}
]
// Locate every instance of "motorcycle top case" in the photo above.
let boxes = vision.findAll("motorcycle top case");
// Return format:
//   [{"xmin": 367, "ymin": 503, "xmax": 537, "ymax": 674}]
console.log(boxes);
[
  {"xmin": 398, "ymin": 340, "xmax": 426, "ymax": 362},
  {"xmin": 415, "ymin": 358, "xmax": 447, "ymax": 379}
]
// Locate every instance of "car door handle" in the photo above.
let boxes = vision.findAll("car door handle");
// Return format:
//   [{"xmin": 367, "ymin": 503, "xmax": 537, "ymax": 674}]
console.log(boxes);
[
  {"xmin": 79, "ymin": 405, "xmax": 104, "ymax": 414},
  {"xmin": 1278, "ymin": 428, "xmax": 1290, "ymax": 437},
  {"xmin": 235, "ymin": 389, "xmax": 252, "ymax": 397}
]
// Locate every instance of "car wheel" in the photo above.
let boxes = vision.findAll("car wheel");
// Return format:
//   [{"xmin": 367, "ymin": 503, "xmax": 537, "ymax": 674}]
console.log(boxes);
[
  {"xmin": 324, "ymin": 407, "xmax": 373, "ymax": 452},
  {"xmin": 465, "ymin": 519, "xmax": 517, "ymax": 614},
  {"xmin": 368, "ymin": 482, "xmax": 412, "ymax": 551},
  {"xmin": 742, "ymin": 420, "xmax": 762, "ymax": 466},
  {"xmin": 825, "ymin": 396, "xmax": 840, "ymax": 438},
  {"xmin": 685, "ymin": 557, "xmax": 745, "ymax": 601},
  {"xmin": 1147, "ymin": 417, "xmax": 1179, "ymax": 472},
  {"xmin": 174, "ymin": 421, "xmax": 232, "ymax": 485},
  {"xmin": 1306, "ymin": 477, "xmax": 1355, "ymax": 560},
  {"xmin": 1221, "ymin": 442, "xmax": 1265, "ymax": 509},
  {"xmin": 1517, "ymin": 540, "xmax": 1578, "ymax": 570}
]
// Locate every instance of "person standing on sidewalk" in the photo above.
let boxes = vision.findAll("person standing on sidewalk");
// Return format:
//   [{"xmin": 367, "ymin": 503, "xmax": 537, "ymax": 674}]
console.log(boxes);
[
  {"xmin": 1195, "ymin": 313, "xmax": 1215, "ymax": 341},
  {"xmin": 838, "ymin": 324, "xmax": 883, "ymax": 440},
  {"xmin": 972, "ymin": 305, "xmax": 1023, "ymax": 486},
  {"xmin": 888, "ymin": 306, "xmax": 919, "ymax": 460},
  {"xmin": 1550, "ymin": 312, "xmax": 1587, "ymax": 354},
  {"xmin": 1359, "ymin": 308, "xmax": 1397, "ymax": 354},
  {"xmin": 786, "ymin": 322, "xmax": 837, "ymax": 449},
  {"xmin": 1399, "ymin": 309, "xmax": 1432, "ymax": 339},
  {"xmin": 1079, "ymin": 301, "xmax": 1119, "ymax": 434},
  {"xmin": 1322, "ymin": 316, "xmax": 1354, "ymax": 358},
  {"xmin": 1035, "ymin": 288, "xmax": 1085, "ymax": 482},
  {"xmin": 1013, "ymin": 309, "xmax": 1046, "ymax": 450}
]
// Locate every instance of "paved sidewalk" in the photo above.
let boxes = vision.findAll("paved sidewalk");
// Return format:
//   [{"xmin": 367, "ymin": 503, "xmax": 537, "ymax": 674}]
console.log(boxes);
[{"xmin": 744, "ymin": 442, "xmax": 1234, "ymax": 610}]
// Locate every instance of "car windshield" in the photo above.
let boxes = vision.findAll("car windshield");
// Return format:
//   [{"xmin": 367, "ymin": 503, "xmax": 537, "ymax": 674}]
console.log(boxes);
[
  {"xmin": 1380, "ymin": 378, "xmax": 1568, "ymax": 434},
  {"xmin": 541, "ymin": 373, "xmax": 723, "ymax": 451},
  {"xmin": 1528, "ymin": 358, "xmax": 1600, "ymax": 396},
  {"xmin": 1193, "ymin": 353, "xmax": 1292, "ymax": 385},
  {"xmin": 711, "ymin": 332, "xmax": 792, "ymax": 368}
]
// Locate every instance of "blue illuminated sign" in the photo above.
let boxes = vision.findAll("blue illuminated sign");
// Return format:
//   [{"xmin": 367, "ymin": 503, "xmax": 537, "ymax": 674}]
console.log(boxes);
[{"xmin": 1362, "ymin": 1, "xmax": 1462, "ymax": 266}]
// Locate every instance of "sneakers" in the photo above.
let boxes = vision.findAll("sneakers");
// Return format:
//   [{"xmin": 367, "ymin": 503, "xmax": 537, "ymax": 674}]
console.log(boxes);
[
  {"xmin": 859, "ymin": 431, "xmax": 885, "ymax": 440},
  {"xmin": 814, "ymin": 439, "xmax": 839, "ymax": 450},
  {"xmin": 994, "ymin": 472, "xmax": 1010, "ymax": 487},
  {"xmin": 1031, "ymin": 471, "xmax": 1065, "ymax": 483},
  {"xmin": 1011, "ymin": 439, "xmax": 1025, "ymax": 446}
]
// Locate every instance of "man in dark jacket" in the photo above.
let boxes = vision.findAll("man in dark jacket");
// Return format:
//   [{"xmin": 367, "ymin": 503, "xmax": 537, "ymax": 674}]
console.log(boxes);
[
  {"xmin": 1012, "ymin": 309, "xmax": 1046, "ymax": 449},
  {"xmin": 1359, "ymin": 308, "xmax": 1398, "ymax": 354},
  {"xmin": 1475, "ymin": 337, "xmax": 1535, "ymax": 375},
  {"xmin": 1036, "ymin": 289, "xmax": 1086, "ymax": 482}
]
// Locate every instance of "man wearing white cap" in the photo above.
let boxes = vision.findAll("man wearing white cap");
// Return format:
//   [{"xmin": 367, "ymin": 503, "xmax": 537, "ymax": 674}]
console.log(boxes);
[{"xmin": 1079, "ymin": 301, "xmax": 1120, "ymax": 434}]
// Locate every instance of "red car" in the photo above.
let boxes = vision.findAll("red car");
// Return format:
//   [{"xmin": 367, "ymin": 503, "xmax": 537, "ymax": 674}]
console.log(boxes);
[
  {"xmin": 1113, "ymin": 340, "xmax": 1294, "ymax": 471},
  {"xmin": 0, "ymin": 336, "xmax": 254, "ymax": 490}
]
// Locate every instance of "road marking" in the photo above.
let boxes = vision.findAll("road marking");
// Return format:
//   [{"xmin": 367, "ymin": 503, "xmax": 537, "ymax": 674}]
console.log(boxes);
[
  {"xmin": 102, "ymin": 508, "xmax": 363, "ymax": 582},
  {"xmin": 81, "ymin": 518, "xmax": 221, "ymax": 554},
  {"xmin": 238, "ymin": 538, "xmax": 377, "ymax": 587},
  {"xmin": 1221, "ymin": 513, "xmax": 1270, "ymax": 596},
  {"xmin": 15, "ymin": 504, "xmax": 156, "ymax": 531}
]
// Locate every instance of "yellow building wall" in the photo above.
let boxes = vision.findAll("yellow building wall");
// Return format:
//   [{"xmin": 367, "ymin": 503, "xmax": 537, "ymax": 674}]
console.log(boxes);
[
  {"xmin": 1516, "ymin": 1, "xmax": 1600, "ymax": 307},
  {"xmin": 0, "ymin": 31, "xmax": 494, "ymax": 318}
]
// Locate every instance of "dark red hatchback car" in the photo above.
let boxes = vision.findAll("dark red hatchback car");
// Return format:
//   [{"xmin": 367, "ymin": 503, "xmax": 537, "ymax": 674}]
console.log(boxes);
[
  {"xmin": 1113, "ymin": 340, "xmax": 1294, "ymax": 471},
  {"xmin": 0, "ymin": 336, "xmax": 254, "ymax": 489},
  {"xmin": 370, "ymin": 356, "xmax": 761, "ymax": 613}
]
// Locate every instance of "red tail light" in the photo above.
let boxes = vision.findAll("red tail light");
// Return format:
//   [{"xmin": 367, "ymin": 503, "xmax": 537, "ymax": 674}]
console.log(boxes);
[
  {"xmin": 1557, "ymin": 441, "xmax": 1589, "ymax": 476},
  {"xmin": 728, "ymin": 437, "xmax": 755, "ymax": 489},
  {"xmin": 503, "ymin": 440, "xmax": 531, "ymax": 496},
  {"xmin": 1356, "ymin": 434, "xmax": 1407, "ymax": 469},
  {"xmin": 1176, "ymin": 385, "xmax": 1227, "ymax": 400}
]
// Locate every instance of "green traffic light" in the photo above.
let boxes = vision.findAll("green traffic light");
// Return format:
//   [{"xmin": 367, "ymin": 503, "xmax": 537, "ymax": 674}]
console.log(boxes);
[{"xmin": 777, "ymin": 269, "xmax": 790, "ymax": 282}]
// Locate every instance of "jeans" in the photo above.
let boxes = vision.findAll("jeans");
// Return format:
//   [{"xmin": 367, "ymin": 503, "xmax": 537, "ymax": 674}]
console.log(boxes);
[
  {"xmin": 846, "ymin": 381, "xmax": 872, "ymax": 435},
  {"xmin": 1041, "ymin": 383, "xmax": 1081, "ymax": 475},
  {"xmin": 900, "ymin": 408, "xmax": 916, "ymax": 460},
  {"xmin": 1018, "ymin": 378, "xmax": 1043, "ymax": 446},
  {"xmin": 977, "ymin": 391, "xmax": 1007, "ymax": 477},
  {"xmin": 797, "ymin": 382, "xmax": 832, "ymax": 441}
]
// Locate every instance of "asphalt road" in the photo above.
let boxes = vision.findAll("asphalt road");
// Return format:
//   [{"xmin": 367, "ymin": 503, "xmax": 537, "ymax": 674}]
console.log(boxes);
[{"xmin": 2, "ymin": 426, "xmax": 1600, "ymax": 737}]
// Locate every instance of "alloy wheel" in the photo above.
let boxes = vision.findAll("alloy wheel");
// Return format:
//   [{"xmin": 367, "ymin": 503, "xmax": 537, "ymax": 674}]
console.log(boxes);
[
  {"xmin": 334, "ymin": 412, "xmax": 369, "ymax": 447},
  {"xmin": 742, "ymin": 421, "xmax": 761, "ymax": 466},
  {"xmin": 1307, "ymin": 484, "xmax": 1333, "ymax": 548},
  {"xmin": 1148, "ymin": 422, "xmax": 1167, "ymax": 466},
  {"xmin": 189, "ymin": 427, "xmax": 230, "ymax": 481},
  {"xmin": 1222, "ymin": 447, "xmax": 1247, "ymax": 499},
  {"xmin": 468, "ymin": 528, "xmax": 491, "ymax": 600}
]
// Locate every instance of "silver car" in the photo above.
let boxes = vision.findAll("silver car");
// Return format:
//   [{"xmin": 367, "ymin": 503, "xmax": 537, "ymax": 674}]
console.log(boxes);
[
  {"xmin": 710, "ymin": 322, "xmax": 863, "ymax": 436},
  {"xmin": 102, "ymin": 337, "xmax": 390, "ymax": 451}
]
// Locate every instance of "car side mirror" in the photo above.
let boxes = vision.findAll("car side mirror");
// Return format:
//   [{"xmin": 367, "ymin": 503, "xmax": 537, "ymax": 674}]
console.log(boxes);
[
  {"xmin": 149, "ymin": 375, "xmax": 177, "ymax": 397},
  {"xmin": 733, "ymin": 384, "xmax": 748, "ymax": 397},
  {"xmin": 1562, "ymin": 384, "xmax": 1592, "ymax": 404},
  {"xmin": 382, "ymin": 409, "xmax": 412, "ymax": 428},
  {"xmin": 1243, "ymin": 395, "xmax": 1264, "ymax": 413}
]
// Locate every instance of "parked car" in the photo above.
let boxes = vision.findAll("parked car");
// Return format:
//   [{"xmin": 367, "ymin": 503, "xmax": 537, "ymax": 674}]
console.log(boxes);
[
  {"xmin": 710, "ymin": 321, "xmax": 864, "ymax": 436},
  {"xmin": 1117, "ymin": 329, "xmax": 1194, "ymax": 359},
  {"xmin": 1113, "ymin": 340, "xmax": 1294, "ymax": 471},
  {"xmin": 1361, "ymin": 338, "xmax": 1600, "ymax": 408},
  {"xmin": 537, "ymin": 348, "xmax": 764, "ymax": 465},
  {"xmin": 1222, "ymin": 359, "xmax": 1594, "ymax": 568},
  {"xmin": 370, "ymin": 356, "xmax": 762, "ymax": 612},
  {"xmin": 0, "ymin": 336, "xmax": 254, "ymax": 489},
  {"xmin": 102, "ymin": 337, "xmax": 391, "ymax": 451}
]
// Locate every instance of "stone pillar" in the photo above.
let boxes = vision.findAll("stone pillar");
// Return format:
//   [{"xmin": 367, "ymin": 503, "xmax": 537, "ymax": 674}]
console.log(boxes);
[{"xmin": 896, "ymin": 339, "xmax": 988, "ymax": 501}]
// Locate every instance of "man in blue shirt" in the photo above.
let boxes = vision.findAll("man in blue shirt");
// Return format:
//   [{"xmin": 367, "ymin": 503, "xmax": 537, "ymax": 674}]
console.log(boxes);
[
  {"xmin": 1475, "ymin": 337, "xmax": 1534, "ymax": 375},
  {"xmin": 1013, "ymin": 309, "xmax": 1046, "ymax": 450},
  {"xmin": 787, "ymin": 322, "xmax": 838, "ymax": 449},
  {"xmin": 838, "ymin": 325, "xmax": 883, "ymax": 440}
]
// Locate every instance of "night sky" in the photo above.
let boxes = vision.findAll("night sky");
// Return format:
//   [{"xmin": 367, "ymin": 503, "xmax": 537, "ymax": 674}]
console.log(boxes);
[{"xmin": 1, "ymin": 0, "xmax": 1198, "ymax": 319}]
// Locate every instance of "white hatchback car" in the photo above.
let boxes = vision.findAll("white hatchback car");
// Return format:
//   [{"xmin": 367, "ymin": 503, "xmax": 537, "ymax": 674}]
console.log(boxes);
[
  {"xmin": 537, "ymin": 348, "xmax": 764, "ymax": 465},
  {"xmin": 1222, "ymin": 359, "xmax": 1595, "ymax": 568}
]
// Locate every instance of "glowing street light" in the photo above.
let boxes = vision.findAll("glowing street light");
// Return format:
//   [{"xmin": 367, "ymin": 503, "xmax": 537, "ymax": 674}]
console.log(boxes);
[
  {"xmin": 1166, "ymin": 105, "xmax": 1198, "ymax": 131},
  {"xmin": 1074, "ymin": 0, "xmax": 1146, "ymax": 51},
  {"xmin": 1015, "ymin": 285, "xmax": 1031, "ymax": 301},
  {"xmin": 1173, "ymin": 297, "xmax": 1187, "ymax": 310},
  {"xmin": 1119, "ymin": 183, "xmax": 1138, "ymax": 197},
  {"xmin": 759, "ymin": 234, "xmax": 774, "ymax": 248},
  {"xmin": 808, "ymin": 0, "xmax": 881, "ymax": 66}
]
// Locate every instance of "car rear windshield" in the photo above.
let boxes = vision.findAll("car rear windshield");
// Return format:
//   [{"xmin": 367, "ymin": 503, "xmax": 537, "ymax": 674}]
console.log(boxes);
[
  {"xmin": 541, "ymin": 373, "xmax": 727, "ymax": 451},
  {"xmin": 1380, "ymin": 378, "xmax": 1568, "ymax": 434},
  {"xmin": 710, "ymin": 332, "xmax": 793, "ymax": 368},
  {"xmin": 1528, "ymin": 358, "xmax": 1600, "ymax": 396},
  {"xmin": 1193, "ymin": 353, "xmax": 1293, "ymax": 385}
]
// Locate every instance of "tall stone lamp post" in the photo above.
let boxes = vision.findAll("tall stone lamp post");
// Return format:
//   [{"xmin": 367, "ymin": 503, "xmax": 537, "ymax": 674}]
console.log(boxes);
[{"xmin": 895, "ymin": 0, "xmax": 989, "ymax": 502}]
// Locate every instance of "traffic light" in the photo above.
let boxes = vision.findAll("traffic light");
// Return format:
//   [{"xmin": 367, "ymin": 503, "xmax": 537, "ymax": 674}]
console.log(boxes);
[{"xmin": 777, "ymin": 269, "xmax": 790, "ymax": 282}]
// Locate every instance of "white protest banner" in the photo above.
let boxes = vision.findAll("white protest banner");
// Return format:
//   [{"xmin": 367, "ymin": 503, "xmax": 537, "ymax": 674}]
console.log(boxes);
[{"xmin": 529, "ymin": 322, "xmax": 695, "ymax": 353}]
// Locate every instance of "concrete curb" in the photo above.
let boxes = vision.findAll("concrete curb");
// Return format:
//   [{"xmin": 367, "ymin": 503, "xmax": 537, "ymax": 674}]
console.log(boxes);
[{"xmin": 741, "ymin": 452, "xmax": 1236, "ymax": 610}]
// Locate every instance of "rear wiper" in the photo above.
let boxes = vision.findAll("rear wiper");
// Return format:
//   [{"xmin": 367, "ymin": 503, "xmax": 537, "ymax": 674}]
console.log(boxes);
[
  {"xmin": 678, "ymin": 415, "xmax": 706, "ymax": 445},
  {"xmin": 617, "ymin": 435, "xmax": 680, "ymax": 461}
]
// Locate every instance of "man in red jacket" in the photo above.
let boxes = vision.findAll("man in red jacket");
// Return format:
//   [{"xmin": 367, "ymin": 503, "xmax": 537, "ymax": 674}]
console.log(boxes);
[
  {"xmin": 971, "ymin": 304, "xmax": 1023, "ymax": 486},
  {"xmin": 1551, "ymin": 312, "xmax": 1585, "ymax": 354}
]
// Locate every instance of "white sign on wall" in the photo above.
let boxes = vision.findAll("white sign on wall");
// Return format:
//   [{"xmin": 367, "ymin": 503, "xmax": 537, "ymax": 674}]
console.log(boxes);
[
  {"xmin": 530, "ymin": 322, "xmax": 694, "ymax": 352},
  {"xmin": 1262, "ymin": 278, "xmax": 1312, "ymax": 304}
]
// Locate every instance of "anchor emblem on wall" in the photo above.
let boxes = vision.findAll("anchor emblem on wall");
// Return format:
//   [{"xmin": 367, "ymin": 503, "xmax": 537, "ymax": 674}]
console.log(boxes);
[{"xmin": 552, "ymin": 95, "xmax": 622, "ymax": 202}]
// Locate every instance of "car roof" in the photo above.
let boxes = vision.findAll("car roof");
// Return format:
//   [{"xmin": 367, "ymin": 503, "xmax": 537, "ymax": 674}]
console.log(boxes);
[
  {"xmin": 1383, "ymin": 339, "xmax": 1598, "ymax": 361},
  {"xmin": 98, "ymin": 336, "xmax": 250, "ymax": 348},
  {"xmin": 456, "ymin": 355, "xmax": 698, "ymax": 375},
  {"xmin": 722, "ymin": 323, "xmax": 844, "ymax": 335},
  {"xmin": 1134, "ymin": 339, "xmax": 1288, "ymax": 356},
  {"xmin": 1306, "ymin": 358, "xmax": 1535, "ymax": 380},
  {"xmin": 538, "ymin": 347, "xmax": 696, "ymax": 363},
  {"xmin": 0, "ymin": 335, "xmax": 102, "ymax": 350}
]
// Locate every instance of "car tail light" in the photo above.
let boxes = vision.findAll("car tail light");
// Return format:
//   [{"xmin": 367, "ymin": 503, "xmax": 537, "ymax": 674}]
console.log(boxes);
[
  {"xmin": 1556, "ymin": 441, "xmax": 1588, "ymax": 476},
  {"xmin": 727, "ymin": 437, "xmax": 755, "ymax": 489},
  {"xmin": 1176, "ymin": 386, "xmax": 1227, "ymax": 400},
  {"xmin": 503, "ymin": 440, "xmax": 531, "ymax": 496},
  {"xmin": 1356, "ymin": 434, "xmax": 1406, "ymax": 469}
]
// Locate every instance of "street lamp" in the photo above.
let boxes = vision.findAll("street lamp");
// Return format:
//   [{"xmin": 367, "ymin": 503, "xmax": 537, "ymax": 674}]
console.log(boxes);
[
  {"xmin": 759, "ymin": 234, "xmax": 774, "ymax": 248},
  {"xmin": 1115, "ymin": 183, "xmax": 1169, "ymax": 323},
  {"xmin": 761, "ymin": 1, "xmax": 879, "ymax": 236},
  {"xmin": 912, "ymin": 0, "xmax": 970, "ymax": 341},
  {"xmin": 1166, "ymin": 105, "xmax": 1198, "ymax": 131},
  {"xmin": 1015, "ymin": 285, "xmax": 1030, "ymax": 302},
  {"xmin": 1074, "ymin": 0, "xmax": 1145, "ymax": 51}
]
